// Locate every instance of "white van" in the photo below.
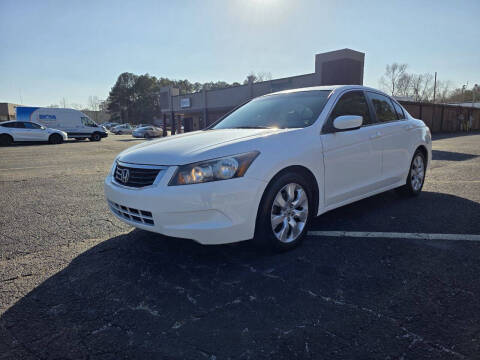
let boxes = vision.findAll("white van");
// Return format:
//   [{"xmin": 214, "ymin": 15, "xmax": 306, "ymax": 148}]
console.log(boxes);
[{"xmin": 16, "ymin": 107, "xmax": 108, "ymax": 141}]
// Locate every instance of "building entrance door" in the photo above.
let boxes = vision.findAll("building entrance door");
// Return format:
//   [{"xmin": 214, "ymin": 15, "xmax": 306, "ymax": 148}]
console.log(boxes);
[{"xmin": 184, "ymin": 117, "xmax": 193, "ymax": 132}]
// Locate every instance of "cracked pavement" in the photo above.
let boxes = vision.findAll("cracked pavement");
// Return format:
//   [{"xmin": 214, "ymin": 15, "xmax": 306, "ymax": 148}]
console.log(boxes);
[{"xmin": 1, "ymin": 133, "xmax": 480, "ymax": 359}]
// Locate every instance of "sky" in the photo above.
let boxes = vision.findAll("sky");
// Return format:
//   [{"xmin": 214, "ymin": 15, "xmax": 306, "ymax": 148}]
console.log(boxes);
[{"xmin": 0, "ymin": 0, "xmax": 479, "ymax": 107}]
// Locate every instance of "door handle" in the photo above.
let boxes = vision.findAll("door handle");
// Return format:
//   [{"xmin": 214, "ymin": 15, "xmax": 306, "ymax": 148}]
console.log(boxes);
[
  {"xmin": 370, "ymin": 131, "xmax": 382, "ymax": 139},
  {"xmin": 404, "ymin": 124, "xmax": 413, "ymax": 130}
]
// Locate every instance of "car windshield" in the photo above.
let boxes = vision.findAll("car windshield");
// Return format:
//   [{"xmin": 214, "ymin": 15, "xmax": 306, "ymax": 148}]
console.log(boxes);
[{"xmin": 211, "ymin": 90, "xmax": 331, "ymax": 130}]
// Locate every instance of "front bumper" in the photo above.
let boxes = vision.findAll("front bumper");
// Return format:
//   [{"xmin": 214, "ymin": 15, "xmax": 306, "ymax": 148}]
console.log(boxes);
[{"xmin": 104, "ymin": 169, "xmax": 267, "ymax": 245}]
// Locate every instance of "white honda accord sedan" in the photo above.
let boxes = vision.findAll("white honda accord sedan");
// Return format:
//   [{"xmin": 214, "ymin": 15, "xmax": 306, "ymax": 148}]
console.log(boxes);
[{"xmin": 105, "ymin": 85, "xmax": 431, "ymax": 250}]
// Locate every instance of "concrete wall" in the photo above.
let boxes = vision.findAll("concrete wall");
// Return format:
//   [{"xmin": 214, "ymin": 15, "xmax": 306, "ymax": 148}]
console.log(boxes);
[{"xmin": 0, "ymin": 103, "xmax": 20, "ymax": 121}]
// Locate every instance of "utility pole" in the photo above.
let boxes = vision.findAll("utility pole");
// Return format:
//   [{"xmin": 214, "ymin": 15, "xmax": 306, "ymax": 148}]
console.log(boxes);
[
  {"xmin": 473, "ymin": 84, "xmax": 479, "ymax": 107},
  {"xmin": 433, "ymin": 72, "xmax": 437, "ymax": 103}
]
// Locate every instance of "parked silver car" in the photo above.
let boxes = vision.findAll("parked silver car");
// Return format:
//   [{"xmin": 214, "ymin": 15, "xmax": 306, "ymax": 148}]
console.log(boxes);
[
  {"xmin": 111, "ymin": 124, "xmax": 133, "ymax": 135},
  {"xmin": 132, "ymin": 126, "xmax": 163, "ymax": 138}
]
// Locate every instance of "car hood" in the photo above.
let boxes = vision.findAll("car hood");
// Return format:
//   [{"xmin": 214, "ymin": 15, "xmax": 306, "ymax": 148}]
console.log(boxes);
[{"xmin": 118, "ymin": 128, "xmax": 288, "ymax": 165}]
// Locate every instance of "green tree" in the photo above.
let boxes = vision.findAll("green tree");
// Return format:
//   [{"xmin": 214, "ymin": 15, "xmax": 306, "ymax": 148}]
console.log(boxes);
[{"xmin": 107, "ymin": 72, "xmax": 138, "ymax": 123}]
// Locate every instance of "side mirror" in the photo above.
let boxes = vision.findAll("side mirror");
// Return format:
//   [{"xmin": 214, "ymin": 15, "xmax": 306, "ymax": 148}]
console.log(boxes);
[{"xmin": 333, "ymin": 115, "xmax": 363, "ymax": 131}]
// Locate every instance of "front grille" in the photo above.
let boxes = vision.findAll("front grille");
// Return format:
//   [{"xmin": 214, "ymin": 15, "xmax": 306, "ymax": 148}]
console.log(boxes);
[
  {"xmin": 114, "ymin": 163, "xmax": 161, "ymax": 188},
  {"xmin": 108, "ymin": 201, "xmax": 154, "ymax": 225}
]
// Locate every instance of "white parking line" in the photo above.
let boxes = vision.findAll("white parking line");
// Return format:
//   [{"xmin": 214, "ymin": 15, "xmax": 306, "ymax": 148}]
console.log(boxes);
[{"xmin": 307, "ymin": 231, "xmax": 480, "ymax": 242}]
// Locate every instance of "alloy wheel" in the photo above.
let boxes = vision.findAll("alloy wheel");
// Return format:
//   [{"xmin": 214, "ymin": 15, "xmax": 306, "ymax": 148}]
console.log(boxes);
[
  {"xmin": 271, "ymin": 183, "xmax": 309, "ymax": 243},
  {"xmin": 410, "ymin": 154, "xmax": 425, "ymax": 191}
]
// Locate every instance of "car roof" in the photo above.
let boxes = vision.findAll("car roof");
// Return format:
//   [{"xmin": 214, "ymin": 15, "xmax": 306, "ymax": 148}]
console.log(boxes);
[{"xmin": 265, "ymin": 85, "xmax": 390, "ymax": 97}]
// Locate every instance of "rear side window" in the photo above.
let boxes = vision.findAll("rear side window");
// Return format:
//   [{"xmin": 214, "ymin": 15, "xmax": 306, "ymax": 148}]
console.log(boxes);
[
  {"xmin": 392, "ymin": 101, "xmax": 405, "ymax": 120},
  {"xmin": 24, "ymin": 122, "xmax": 41, "ymax": 129},
  {"xmin": 329, "ymin": 91, "xmax": 372, "ymax": 125},
  {"xmin": 1, "ymin": 122, "xmax": 15, "ymax": 128},
  {"xmin": 367, "ymin": 92, "xmax": 397, "ymax": 123}
]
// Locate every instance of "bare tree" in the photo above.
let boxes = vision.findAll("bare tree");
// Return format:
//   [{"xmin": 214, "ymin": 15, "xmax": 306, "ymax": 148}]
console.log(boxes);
[
  {"xmin": 70, "ymin": 103, "xmax": 84, "ymax": 110},
  {"xmin": 433, "ymin": 80, "xmax": 452, "ymax": 103},
  {"xmin": 60, "ymin": 98, "xmax": 67, "ymax": 108},
  {"xmin": 243, "ymin": 71, "xmax": 273, "ymax": 85},
  {"xmin": 256, "ymin": 72, "xmax": 273, "ymax": 82},
  {"xmin": 88, "ymin": 96, "xmax": 101, "ymax": 122},
  {"xmin": 408, "ymin": 73, "xmax": 435, "ymax": 102},
  {"xmin": 88, "ymin": 96, "xmax": 100, "ymax": 112},
  {"xmin": 380, "ymin": 63, "xmax": 408, "ymax": 96},
  {"xmin": 420, "ymin": 73, "xmax": 434, "ymax": 101},
  {"xmin": 396, "ymin": 73, "xmax": 413, "ymax": 97}
]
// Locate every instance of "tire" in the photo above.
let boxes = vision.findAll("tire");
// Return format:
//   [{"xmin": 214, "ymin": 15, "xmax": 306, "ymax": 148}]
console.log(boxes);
[
  {"xmin": 254, "ymin": 172, "xmax": 313, "ymax": 251},
  {"xmin": 90, "ymin": 132, "xmax": 101, "ymax": 142},
  {"xmin": 0, "ymin": 134, "xmax": 13, "ymax": 146},
  {"xmin": 397, "ymin": 150, "xmax": 426, "ymax": 196},
  {"xmin": 145, "ymin": 132, "xmax": 151, "ymax": 139},
  {"xmin": 48, "ymin": 134, "xmax": 63, "ymax": 144}
]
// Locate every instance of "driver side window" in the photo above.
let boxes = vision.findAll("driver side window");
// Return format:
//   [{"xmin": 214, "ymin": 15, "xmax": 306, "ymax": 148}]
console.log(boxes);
[
  {"xmin": 330, "ymin": 91, "xmax": 372, "ymax": 126},
  {"xmin": 81, "ymin": 116, "xmax": 96, "ymax": 127},
  {"xmin": 23, "ymin": 122, "xmax": 41, "ymax": 129}
]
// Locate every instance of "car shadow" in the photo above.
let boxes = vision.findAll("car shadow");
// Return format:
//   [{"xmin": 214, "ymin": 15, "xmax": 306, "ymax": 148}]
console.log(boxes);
[
  {"xmin": 8, "ymin": 141, "xmax": 54, "ymax": 147},
  {"xmin": 311, "ymin": 190, "xmax": 480, "ymax": 235},
  {"xmin": 1, "ymin": 191, "xmax": 480, "ymax": 358},
  {"xmin": 432, "ymin": 149, "xmax": 478, "ymax": 161}
]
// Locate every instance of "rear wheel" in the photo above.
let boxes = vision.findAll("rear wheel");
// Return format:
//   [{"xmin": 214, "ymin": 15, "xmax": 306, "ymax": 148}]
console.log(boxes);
[
  {"xmin": 0, "ymin": 134, "xmax": 13, "ymax": 146},
  {"xmin": 254, "ymin": 172, "xmax": 313, "ymax": 251},
  {"xmin": 48, "ymin": 134, "xmax": 63, "ymax": 144},
  {"xmin": 89, "ymin": 132, "xmax": 101, "ymax": 141},
  {"xmin": 397, "ymin": 150, "xmax": 426, "ymax": 196}
]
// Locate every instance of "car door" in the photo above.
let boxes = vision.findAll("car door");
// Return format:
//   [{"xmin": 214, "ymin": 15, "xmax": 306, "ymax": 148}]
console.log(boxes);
[
  {"xmin": 23, "ymin": 122, "xmax": 48, "ymax": 141},
  {"xmin": 0, "ymin": 122, "xmax": 18, "ymax": 140},
  {"xmin": 321, "ymin": 90, "xmax": 383, "ymax": 207},
  {"xmin": 11, "ymin": 122, "xmax": 30, "ymax": 141},
  {"xmin": 366, "ymin": 92, "xmax": 411, "ymax": 185}
]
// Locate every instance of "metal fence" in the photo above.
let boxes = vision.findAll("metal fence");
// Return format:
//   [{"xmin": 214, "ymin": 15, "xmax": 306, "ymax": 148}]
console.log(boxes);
[{"xmin": 400, "ymin": 101, "xmax": 480, "ymax": 133}]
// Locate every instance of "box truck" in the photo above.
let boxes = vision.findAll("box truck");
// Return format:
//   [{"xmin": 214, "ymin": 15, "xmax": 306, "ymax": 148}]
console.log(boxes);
[{"xmin": 16, "ymin": 107, "xmax": 108, "ymax": 141}]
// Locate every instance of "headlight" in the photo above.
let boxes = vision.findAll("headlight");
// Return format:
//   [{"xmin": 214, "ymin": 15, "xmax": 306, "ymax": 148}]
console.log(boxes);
[{"xmin": 169, "ymin": 151, "xmax": 259, "ymax": 186}]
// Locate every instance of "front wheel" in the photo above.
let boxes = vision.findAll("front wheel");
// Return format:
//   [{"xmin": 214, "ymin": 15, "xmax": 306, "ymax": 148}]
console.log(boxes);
[
  {"xmin": 254, "ymin": 172, "xmax": 313, "ymax": 251},
  {"xmin": 89, "ymin": 132, "xmax": 101, "ymax": 141},
  {"xmin": 397, "ymin": 150, "xmax": 426, "ymax": 196}
]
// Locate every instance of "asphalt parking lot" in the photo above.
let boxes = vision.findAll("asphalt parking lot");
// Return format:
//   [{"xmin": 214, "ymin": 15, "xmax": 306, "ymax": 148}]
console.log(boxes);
[{"xmin": 1, "ymin": 133, "xmax": 480, "ymax": 359}]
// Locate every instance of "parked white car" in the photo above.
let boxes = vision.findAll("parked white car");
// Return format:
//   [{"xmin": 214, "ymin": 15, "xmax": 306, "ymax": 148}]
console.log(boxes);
[
  {"xmin": 104, "ymin": 85, "xmax": 432, "ymax": 251},
  {"xmin": 0, "ymin": 121, "xmax": 68, "ymax": 145},
  {"xmin": 132, "ymin": 126, "xmax": 163, "ymax": 138},
  {"xmin": 111, "ymin": 124, "xmax": 133, "ymax": 135},
  {"xmin": 16, "ymin": 107, "xmax": 108, "ymax": 141}
]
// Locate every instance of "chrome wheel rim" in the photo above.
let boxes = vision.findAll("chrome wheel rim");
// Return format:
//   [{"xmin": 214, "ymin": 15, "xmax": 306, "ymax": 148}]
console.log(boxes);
[
  {"xmin": 271, "ymin": 183, "xmax": 309, "ymax": 243},
  {"xmin": 411, "ymin": 155, "xmax": 425, "ymax": 191}
]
